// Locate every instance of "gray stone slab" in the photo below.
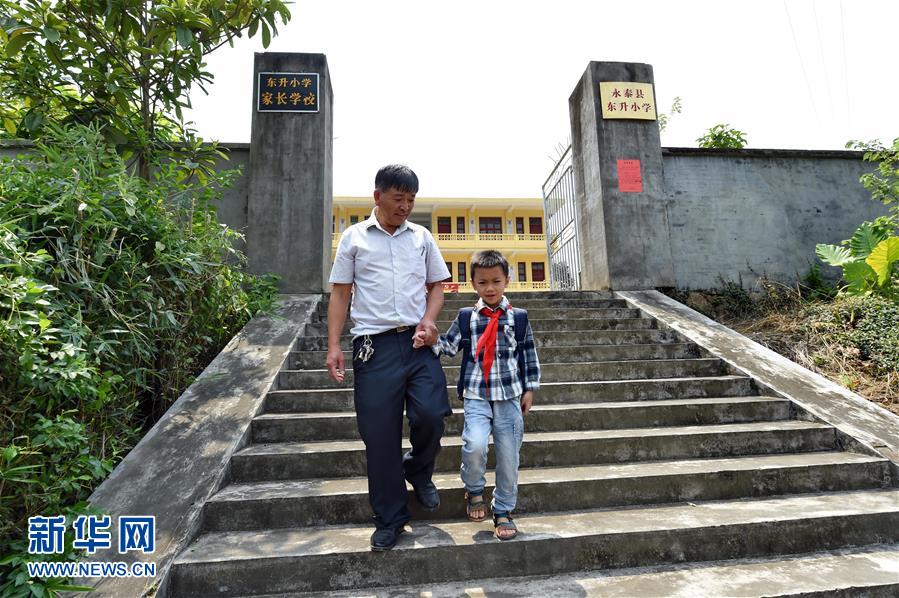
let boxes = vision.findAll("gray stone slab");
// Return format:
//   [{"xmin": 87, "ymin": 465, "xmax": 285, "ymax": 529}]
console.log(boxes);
[
  {"xmin": 290, "ymin": 544, "xmax": 899, "ymax": 598},
  {"xmin": 202, "ymin": 452, "xmax": 888, "ymax": 530},
  {"xmin": 76, "ymin": 294, "xmax": 320, "ymax": 597},
  {"xmin": 251, "ymin": 396, "xmax": 791, "ymax": 442},
  {"xmin": 169, "ymin": 489, "xmax": 899, "ymax": 595},
  {"xmin": 295, "ymin": 328, "xmax": 685, "ymax": 350},
  {"xmin": 288, "ymin": 342, "xmax": 702, "ymax": 369},
  {"xmin": 264, "ymin": 376, "xmax": 757, "ymax": 413},
  {"xmin": 616, "ymin": 291, "xmax": 899, "ymax": 471},
  {"xmin": 277, "ymin": 358, "xmax": 726, "ymax": 389},
  {"xmin": 309, "ymin": 317, "xmax": 658, "ymax": 336},
  {"xmin": 439, "ymin": 298, "xmax": 628, "ymax": 309},
  {"xmin": 316, "ymin": 307, "xmax": 641, "ymax": 321},
  {"xmin": 229, "ymin": 421, "xmax": 837, "ymax": 481}
]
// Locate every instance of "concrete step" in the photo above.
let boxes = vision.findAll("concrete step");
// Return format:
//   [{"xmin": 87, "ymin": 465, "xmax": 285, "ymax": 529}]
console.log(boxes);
[
  {"xmin": 460, "ymin": 290, "xmax": 617, "ymax": 300},
  {"xmin": 319, "ymin": 290, "xmax": 617, "ymax": 304},
  {"xmin": 313, "ymin": 310, "xmax": 641, "ymax": 330},
  {"xmin": 170, "ymin": 489, "xmax": 899, "ymax": 595},
  {"xmin": 203, "ymin": 452, "xmax": 889, "ymax": 531},
  {"xmin": 305, "ymin": 317, "xmax": 657, "ymax": 337},
  {"xmin": 265, "ymin": 376, "xmax": 757, "ymax": 413},
  {"xmin": 288, "ymin": 342, "xmax": 703, "ymax": 369},
  {"xmin": 314, "ymin": 307, "xmax": 643, "ymax": 324},
  {"xmin": 314, "ymin": 298, "xmax": 631, "ymax": 319},
  {"xmin": 253, "ymin": 396, "xmax": 791, "ymax": 443},
  {"xmin": 294, "ymin": 328, "xmax": 685, "ymax": 351},
  {"xmin": 277, "ymin": 358, "xmax": 728, "ymax": 390},
  {"xmin": 230, "ymin": 421, "xmax": 837, "ymax": 482},
  {"xmin": 289, "ymin": 544, "xmax": 899, "ymax": 598}
]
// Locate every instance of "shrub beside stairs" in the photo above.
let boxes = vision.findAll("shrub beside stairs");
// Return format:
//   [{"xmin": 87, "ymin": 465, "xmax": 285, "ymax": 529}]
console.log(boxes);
[{"xmin": 167, "ymin": 291, "xmax": 899, "ymax": 596}]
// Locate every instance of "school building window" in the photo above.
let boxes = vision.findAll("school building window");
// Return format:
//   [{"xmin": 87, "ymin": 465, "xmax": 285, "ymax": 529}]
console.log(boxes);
[
  {"xmin": 456, "ymin": 216, "xmax": 465, "ymax": 234},
  {"xmin": 518, "ymin": 262, "xmax": 527, "ymax": 282},
  {"xmin": 437, "ymin": 217, "xmax": 451, "ymax": 234},
  {"xmin": 532, "ymin": 262, "xmax": 545, "ymax": 282},
  {"xmin": 332, "ymin": 215, "xmax": 335, "ymax": 233},
  {"xmin": 350, "ymin": 215, "xmax": 359, "ymax": 225},
  {"xmin": 479, "ymin": 217, "xmax": 502, "ymax": 235},
  {"xmin": 516, "ymin": 217, "xmax": 524, "ymax": 235},
  {"xmin": 529, "ymin": 217, "xmax": 543, "ymax": 234},
  {"xmin": 445, "ymin": 262, "xmax": 452, "ymax": 281},
  {"xmin": 458, "ymin": 262, "xmax": 467, "ymax": 282}
]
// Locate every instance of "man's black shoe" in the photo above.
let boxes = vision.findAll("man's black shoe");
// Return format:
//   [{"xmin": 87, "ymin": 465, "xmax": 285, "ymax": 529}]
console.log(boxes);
[
  {"xmin": 410, "ymin": 479, "xmax": 440, "ymax": 512},
  {"xmin": 370, "ymin": 525, "xmax": 405, "ymax": 552}
]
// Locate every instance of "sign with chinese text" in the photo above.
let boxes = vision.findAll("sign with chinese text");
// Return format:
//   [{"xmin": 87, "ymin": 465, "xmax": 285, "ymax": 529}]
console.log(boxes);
[
  {"xmin": 617, "ymin": 159, "xmax": 643, "ymax": 192},
  {"xmin": 599, "ymin": 82, "xmax": 656, "ymax": 120},
  {"xmin": 257, "ymin": 72, "xmax": 319, "ymax": 113}
]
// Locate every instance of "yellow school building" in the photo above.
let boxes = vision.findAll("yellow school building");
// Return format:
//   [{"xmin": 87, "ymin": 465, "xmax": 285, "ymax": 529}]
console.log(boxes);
[{"xmin": 332, "ymin": 197, "xmax": 550, "ymax": 292}]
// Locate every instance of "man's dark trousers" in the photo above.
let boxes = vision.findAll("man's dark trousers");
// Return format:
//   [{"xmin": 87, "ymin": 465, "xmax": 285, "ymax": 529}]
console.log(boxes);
[{"xmin": 352, "ymin": 328, "xmax": 450, "ymax": 530}]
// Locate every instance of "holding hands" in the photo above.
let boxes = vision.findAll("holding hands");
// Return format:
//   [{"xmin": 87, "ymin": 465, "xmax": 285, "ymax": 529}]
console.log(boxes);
[{"xmin": 413, "ymin": 318, "xmax": 438, "ymax": 348}]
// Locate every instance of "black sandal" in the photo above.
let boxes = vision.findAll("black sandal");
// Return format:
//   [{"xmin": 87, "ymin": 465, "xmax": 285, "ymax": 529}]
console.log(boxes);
[
  {"xmin": 465, "ymin": 491, "xmax": 488, "ymax": 522},
  {"xmin": 493, "ymin": 511, "xmax": 518, "ymax": 540}
]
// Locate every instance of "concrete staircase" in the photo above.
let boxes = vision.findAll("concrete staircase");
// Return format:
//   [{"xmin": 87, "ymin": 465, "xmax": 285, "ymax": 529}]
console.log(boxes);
[{"xmin": 169, "ymin": 291, "xmax": 899, "ymax": 596}]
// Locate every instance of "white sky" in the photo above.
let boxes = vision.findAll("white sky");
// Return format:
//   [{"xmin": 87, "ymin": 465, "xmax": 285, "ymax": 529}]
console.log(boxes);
[{"xmin": 186, "ymin": 0, "xmax": 899, "ymax": 198}]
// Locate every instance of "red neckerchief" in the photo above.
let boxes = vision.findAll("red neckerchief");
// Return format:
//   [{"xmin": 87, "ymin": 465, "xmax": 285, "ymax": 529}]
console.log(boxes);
[{"xmin": 474, "ymin": 303, "xmax": 506, "ymax": 390}]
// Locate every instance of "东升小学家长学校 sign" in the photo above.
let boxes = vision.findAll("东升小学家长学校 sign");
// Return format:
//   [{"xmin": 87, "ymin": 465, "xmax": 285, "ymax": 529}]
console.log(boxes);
[{"xmin": 257, "ymin": 72, "xmax": 319, "ymax": 113}]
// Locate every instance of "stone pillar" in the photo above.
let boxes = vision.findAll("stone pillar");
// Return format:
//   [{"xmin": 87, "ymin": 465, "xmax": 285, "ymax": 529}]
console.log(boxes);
[
  {"xmin": 247, "ymin": 53, "xmax": 333, "ymax": 293},
  {"xmin": 569, "ymin": 61, "xmax": 675, "ymax": 290}
]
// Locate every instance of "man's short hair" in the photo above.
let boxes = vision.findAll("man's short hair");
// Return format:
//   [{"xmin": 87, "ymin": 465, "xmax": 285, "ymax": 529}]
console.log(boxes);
[
  {"xmin": 375, "ymin": 164, "xmax": 419, "ymax": 194},
  {"xmin": 470, "ymin": 250, "xmax": 510, "ymax": 278}
]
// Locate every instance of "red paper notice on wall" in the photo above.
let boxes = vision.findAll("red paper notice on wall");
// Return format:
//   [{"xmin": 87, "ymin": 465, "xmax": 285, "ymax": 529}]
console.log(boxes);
[{"xmin": 617, "ymin": 159, "xmax": 643, "ymax": 193}]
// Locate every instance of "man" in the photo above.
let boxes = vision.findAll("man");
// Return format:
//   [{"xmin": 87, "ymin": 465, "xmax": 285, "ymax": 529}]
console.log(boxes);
[{"xmin": 326, "ymin": 164, "xmax": 451, "ymax": 551}]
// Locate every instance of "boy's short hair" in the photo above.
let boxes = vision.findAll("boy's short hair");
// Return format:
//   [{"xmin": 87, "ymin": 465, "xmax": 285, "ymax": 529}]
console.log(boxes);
[
  {"xmin": 375, "ymin": 164, "xmax": 419, "ymax": 194},
  {"xmin": 470, "ymin": 250, "xmax": 510, "ymax": 278}
]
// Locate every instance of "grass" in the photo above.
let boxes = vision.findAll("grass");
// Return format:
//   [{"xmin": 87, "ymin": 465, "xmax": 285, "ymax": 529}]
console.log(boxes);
[{"xmin": 664, "ymin": 278, "xmax": 898, "ymax": 416}]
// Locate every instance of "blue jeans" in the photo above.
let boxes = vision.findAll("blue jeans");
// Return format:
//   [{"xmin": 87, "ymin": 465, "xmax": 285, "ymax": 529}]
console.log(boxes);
[{"xmin": 460, "ymin": 397, "xmax": 524, "ymax": 514}]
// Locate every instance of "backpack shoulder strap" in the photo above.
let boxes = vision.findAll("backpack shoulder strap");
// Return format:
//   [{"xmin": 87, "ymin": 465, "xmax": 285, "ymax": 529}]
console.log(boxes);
[
  {"xmin": 513, "ymin": 308, "xmax": 529, "ymax": 389},
  {"xmin": 459, "ymin": 307, "xmax": 474, "ymax": 344},
  {"xmin": 457, "ymin": 307, "xmax": 474, "ymax": 398},
  {"xmin": 513, "ymin": 308, "xmax": 528, "ymax": 344}
]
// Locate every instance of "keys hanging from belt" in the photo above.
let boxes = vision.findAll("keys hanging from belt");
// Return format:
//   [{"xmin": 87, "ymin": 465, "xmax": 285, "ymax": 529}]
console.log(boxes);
[{"xmin": 356, "ymin": 335, "xmax": 374, "ymax": 363}]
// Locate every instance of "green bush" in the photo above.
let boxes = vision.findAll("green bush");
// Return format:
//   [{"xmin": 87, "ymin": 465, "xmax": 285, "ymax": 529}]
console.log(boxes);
[
  {"xmin": 697, "ymin": 123, "xmax": 747, "ymax": 149},
  {"xmin": 804, "ymin": 295, "xmax": 899, "ymax": 373},
  {"xmin": 0, "ymin": 123, "xmax": 279, "ymax": 596}
]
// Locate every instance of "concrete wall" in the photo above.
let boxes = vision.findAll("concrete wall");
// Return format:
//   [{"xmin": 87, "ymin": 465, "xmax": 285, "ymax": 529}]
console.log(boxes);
[
  {"xmin": 2, "ymin": 141, "xmax": 889, "ymax": 292},
  {"xmin": 661, "ymin": 147, "xmax": 888, "ymax": 290},
  {"xmin": 212, "ymin": 144, "xmax": 251, "ymax": 254}
]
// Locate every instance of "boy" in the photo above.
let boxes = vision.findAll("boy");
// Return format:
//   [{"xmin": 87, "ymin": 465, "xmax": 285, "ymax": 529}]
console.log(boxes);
[{"xmin": 414, "ymin": 250, "xmax": 540, "ymax": 540}]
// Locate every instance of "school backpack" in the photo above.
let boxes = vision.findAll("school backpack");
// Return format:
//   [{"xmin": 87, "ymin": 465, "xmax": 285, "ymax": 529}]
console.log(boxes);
[{"xmin": 456, "ymin": 307, "xmax": 529, "ymax": 399}]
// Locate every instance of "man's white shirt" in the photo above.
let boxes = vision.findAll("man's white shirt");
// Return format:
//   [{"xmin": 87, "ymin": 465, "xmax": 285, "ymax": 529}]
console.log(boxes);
[{"xmin": 329, "ymin": 208, "xmax": 451, "ymax": 338}]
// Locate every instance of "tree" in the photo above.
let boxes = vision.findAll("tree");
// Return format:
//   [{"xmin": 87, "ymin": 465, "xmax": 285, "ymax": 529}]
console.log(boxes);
[
  {"xmin": 697, "ymin": 123, "xmax": 747, "ymax": 149},
  {"xmin": 657, "ymin": 96, "xmax": 682, "ymax": 132},
  {"xmin": 0, "ymin": 0, "xmax": 291, "ymax": 178}
]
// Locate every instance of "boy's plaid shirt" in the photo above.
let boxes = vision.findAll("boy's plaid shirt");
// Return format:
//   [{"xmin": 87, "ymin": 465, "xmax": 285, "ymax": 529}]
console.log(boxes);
[{"xmin": 435, "ymin": 296, "xmax": 541, "ymax": 401}]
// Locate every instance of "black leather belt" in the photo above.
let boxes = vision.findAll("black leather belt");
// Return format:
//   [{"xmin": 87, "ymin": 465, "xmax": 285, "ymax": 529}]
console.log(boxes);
[{"xmin": 372, "ymin": 325, "xmax": 413, "ymax": 337}]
